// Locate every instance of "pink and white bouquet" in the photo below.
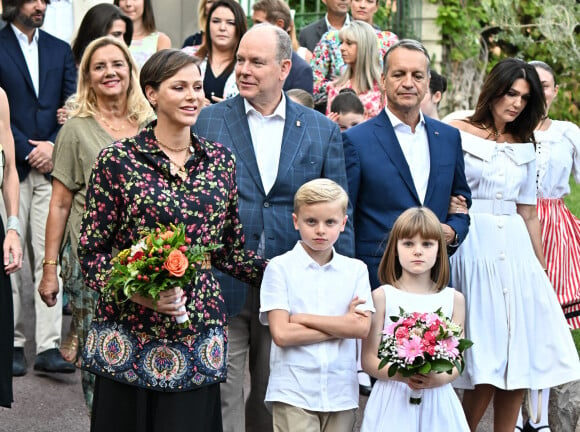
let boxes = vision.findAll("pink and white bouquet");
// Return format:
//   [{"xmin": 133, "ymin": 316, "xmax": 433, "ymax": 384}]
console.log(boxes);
[
  {"xmin": 106, "ymin": 223, "xmax": 219, "ymax": 327},
  {"xmin": 378, "ymin": 307, "xmax": 473, "ymax": 404}
]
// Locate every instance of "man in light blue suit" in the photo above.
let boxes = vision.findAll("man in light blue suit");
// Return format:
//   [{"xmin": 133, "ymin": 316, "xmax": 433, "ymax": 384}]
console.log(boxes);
[
  {"xmin": 343, "ymin": 39, "xmax": 471, "ymax": 290},
  {"xmin": 193, "ymin": 24, "xmax": 353, "ymax": 432}
]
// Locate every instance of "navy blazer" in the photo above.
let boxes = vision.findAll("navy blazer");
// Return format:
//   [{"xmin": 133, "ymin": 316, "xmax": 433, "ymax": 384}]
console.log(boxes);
[
  {"xmin": 283, "ymin": 51, "xmax": 313, "ymax": 94},
  {"xmin": 343, "ymin": 110, "xmax": 471, "ymax": 289},
  {"xmin": 193, "ymin": 94, "xmax": 354, "ymax": 316},
  {"xmin": 298, "ymin": 18, "xmax": 328, "ymax": 52},
  {"xmin": 0, "ymin": 25, "xmax": 76, "ymax": 180}
]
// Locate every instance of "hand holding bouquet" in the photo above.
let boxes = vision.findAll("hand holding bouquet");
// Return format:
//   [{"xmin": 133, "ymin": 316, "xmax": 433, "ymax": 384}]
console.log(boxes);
[
  {"xmin": 105, "ymin": 223, "xmax": 219, "ymax": 326},
  {"xmin": 378, "ymin": 307, "xmax": 473, "ymax": 404}
]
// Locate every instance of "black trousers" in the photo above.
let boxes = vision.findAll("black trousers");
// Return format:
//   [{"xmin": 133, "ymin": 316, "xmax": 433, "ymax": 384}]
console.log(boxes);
[{"xmin": 91, "ymin": 375, "xmax": 223, "ymax": 432}]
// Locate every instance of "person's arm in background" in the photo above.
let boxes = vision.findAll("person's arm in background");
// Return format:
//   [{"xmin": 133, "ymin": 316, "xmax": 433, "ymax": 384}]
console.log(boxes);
[{"xmin": 0, "ymin": 88, "xmax": 22, "ymax": 274}]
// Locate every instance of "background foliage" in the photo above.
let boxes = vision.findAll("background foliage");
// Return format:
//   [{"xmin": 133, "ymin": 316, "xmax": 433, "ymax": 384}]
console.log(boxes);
[{"xmin": 430, "ymin": 0, "xmax": 580, "ymax": 122}]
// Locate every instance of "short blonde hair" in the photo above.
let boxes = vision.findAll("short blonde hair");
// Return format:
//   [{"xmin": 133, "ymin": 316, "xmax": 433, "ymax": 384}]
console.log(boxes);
[{"xmin": 294, "ymin": 179, "xmax": 348, "ymax": 215}]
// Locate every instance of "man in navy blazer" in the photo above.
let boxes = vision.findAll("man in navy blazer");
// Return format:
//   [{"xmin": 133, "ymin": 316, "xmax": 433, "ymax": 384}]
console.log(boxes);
[
  {"xmin": 194, "ymin": 24, "xmax": 353, "ymax": 432},
  {"xmin": 343, "ymin": 39, "xmax": 471, "ymax": 289},
  {"xmin": 0, "ymin": 0, "xmax": 76, "ymax": 376},
  {"xmin": 298, "ymin": 0, "xmax": 351, "ymax": 52}
]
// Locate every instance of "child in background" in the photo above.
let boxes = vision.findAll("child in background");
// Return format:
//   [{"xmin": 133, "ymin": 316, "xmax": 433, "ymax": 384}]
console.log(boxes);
[
  {"xmin": 361, "ymin": 207, "xmax": 469, "ymax": 432},
  {"xmin": 287, "ymin": 88, "xmax": 315, "ymax": 109},
  {"xmin": 260, "ymin": 179, "xmax": 374, "ymax": 432},
  {"xmin": 328, "ymin": 89, "xmax": 365, "ymax": 132},
  {"xmin": 420, "ymin": 70, "xmax": 447, "ymax": 120}
]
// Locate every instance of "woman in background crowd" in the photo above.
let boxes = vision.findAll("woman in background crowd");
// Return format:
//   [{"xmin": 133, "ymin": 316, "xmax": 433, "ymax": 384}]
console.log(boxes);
[
  {"xmin": 39, "ymin": 37, "xmax": 152, "ymax": 411},
  {"xmin": 513, "ymin": 60, "xmax": 580, "ymax": 432},
  {"xmin": 326, "ymin": 21, "xmax": 383, "ymax": 118},
  {"xmin": 183, "ymin": 0, "xmax": 247, "ymax": 105},
  {"xmin": 72, "ymin": 3, "xmax": 133, "ymax": 66},
  {"xmin": 448, "ymin": 58, "xmax": 580, "ymax": 432},
  {"xmin": 311, "ymin": 0, "xmax": 397, "ymax": 109},
  {"xmin": 182, "ymin": 0, "xmax": 213, "ymax": 48},
  {"xmin": 114, "ymin": 0, "xmax": 171, "ymax": 68},
  {"xmin": 0, "ymin": 87, "xmax": 23, "ymax": 409},
  {"xmin": 79, "ymin": 48, "xmax": 265, "ymax": 431}
]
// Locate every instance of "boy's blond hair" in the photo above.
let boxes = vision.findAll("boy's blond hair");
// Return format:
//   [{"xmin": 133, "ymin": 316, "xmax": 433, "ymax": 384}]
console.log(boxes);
[{"xmin": 293, "ymin": 179, "xmax": 349, "ymax": 214}]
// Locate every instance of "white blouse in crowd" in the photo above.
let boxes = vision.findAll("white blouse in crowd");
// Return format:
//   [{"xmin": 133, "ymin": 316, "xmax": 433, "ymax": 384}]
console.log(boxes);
[{"xmin": 535, "ymin": 120, "xmax": 580, "ymax": 199}]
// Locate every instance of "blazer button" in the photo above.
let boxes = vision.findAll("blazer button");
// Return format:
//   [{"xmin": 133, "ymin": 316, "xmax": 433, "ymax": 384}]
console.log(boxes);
[{"xmin": 263, "ymin": 202, "xmax": 270, "ymax": 208}]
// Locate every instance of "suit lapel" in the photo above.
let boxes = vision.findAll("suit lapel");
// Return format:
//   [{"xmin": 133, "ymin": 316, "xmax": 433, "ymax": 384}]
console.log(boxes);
[
  {"xmin": 373, "ymin": 110, "xmax": 420, "ymax": 202},
  {"xmin": 37, "ymin": 31, "xmax": 50, "ymax": 99},
  {"xmin": 423, "ymin": 118, "xmax": 442, "ymax": 205},
  {"xmin": 1, "ymin": 27, "xmax": 37, "ymax": 98},
  {"xmin": 224, "ymin": 97, "xmax": 265, "ymax": 195},
  {"xmin": 273, "ymin": 99, "xmax": 304, "ymax": 194}
]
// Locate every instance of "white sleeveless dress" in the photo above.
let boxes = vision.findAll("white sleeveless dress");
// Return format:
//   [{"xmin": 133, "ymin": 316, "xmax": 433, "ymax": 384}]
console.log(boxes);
[{"xmin": 361, "ymin": 285, "xmax": 469, "ymax": 432}]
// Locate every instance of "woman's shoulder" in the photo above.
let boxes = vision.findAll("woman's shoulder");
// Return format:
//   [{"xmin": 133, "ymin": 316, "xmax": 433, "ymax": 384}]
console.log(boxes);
[{"xmin": 195, "ymin": 134, "xmax": 235, "ymax": 160}]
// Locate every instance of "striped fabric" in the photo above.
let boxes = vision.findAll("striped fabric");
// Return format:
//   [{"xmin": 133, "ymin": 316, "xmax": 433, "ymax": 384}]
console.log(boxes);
[{"xmin": 538, "ymin": 198, "xmax": 580, "ymax": 329}]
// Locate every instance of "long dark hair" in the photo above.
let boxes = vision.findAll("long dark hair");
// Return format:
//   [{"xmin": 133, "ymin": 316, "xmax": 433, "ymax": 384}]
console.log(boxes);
[
  {"xmin": 114, "ymin": 0, "xmax": 157, "ymax": 33},
  {"xmin": 469, "ymin": 58, "xmax": 545, "ymax": 143},
  {"xmin": 195, "ymin": 0, "xmax": 247, "ymax": 78},
  {"xmin": 72, "ymin": 4, "xmax": 133, "ymax": 65}
]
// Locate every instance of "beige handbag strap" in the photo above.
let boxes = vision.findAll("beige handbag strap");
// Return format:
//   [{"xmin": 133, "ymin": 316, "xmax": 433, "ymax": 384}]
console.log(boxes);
[{"xmin": 526, "ymin": 389, "xmax": 542, "ymax": 425}]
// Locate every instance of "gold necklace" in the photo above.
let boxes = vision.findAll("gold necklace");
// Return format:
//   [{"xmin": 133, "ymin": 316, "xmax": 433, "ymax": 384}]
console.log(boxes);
[
  {"xmin": 480, "ymin": 122, "xmax": 503, "ymax": 140},
  {"xmin": 156, "ymin": 136, "xmax": 194, "ymax": 180},
  {"xmin": 99, "ymin": 115, "xmax": 129, "ymax": 132}
]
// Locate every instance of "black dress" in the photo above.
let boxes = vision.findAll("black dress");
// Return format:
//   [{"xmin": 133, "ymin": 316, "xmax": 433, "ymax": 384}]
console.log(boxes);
[{"xmin": 0, "ymin": 218, "xmax": 13, "ymax": 408}]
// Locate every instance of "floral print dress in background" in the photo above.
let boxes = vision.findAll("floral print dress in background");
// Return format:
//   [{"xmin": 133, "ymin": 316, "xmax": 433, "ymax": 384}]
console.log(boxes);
[
  {"xmin": 326, "ymin": 79, "xmax": 383, "ymax": 119},
  {"xmin": 78, "ymin": 121, "xmax": 266, "ymax": 392}
]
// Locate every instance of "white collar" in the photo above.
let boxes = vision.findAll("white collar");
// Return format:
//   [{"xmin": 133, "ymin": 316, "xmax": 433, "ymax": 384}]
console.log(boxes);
[
  {"xmin": 11, "ymin": 23, "xmax": 39, "ymax": 45},
  {"xmin": 244, "ymin": 93, "xmax": 287, "ymax": 120}
]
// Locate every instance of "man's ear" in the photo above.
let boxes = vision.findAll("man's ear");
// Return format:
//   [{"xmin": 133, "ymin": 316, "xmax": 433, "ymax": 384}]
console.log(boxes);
[{"xmin": 433, "ymin": 91, "xmax": 442, "ymax": 105}]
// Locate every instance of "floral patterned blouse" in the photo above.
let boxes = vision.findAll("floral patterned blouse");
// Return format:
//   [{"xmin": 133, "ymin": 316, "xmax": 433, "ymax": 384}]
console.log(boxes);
[
  {"xmin": 78, "ymin": 121, "xmax": 266, "ymax": 392},
  {"xmin": 326, "ymin": 79, "xmax": 384, "ymax": 119},
  {"xmin": 311, "ymin": 29, "xmax": 398, "ymax": 105}
]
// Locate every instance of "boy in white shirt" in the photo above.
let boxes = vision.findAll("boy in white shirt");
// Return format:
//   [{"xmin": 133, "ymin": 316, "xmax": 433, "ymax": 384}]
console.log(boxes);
[{"xmin": 260, "ymin": 178, "xmax": 374, "ymax": 432}]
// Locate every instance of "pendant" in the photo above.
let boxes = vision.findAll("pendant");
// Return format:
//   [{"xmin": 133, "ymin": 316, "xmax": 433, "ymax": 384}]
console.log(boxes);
[{"xmin": 170, "ymin": 163, "xmax": 188, "ymax": 181}]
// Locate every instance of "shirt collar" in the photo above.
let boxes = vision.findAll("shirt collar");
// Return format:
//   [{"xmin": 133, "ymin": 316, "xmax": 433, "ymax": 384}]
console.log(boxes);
[
  {"xmin": 11, "ymin": 23, "xmax": 39, "ymax": 45},
  {"xmin": 385, "ymin": 106, "xmax": 426, "ymax": 130},
  {"xmin": 325, "ymin": 14, "xmax": 351, "ymax": 32},
  {"xmin": 293, "ymin": 241, "xmax": 340, "ymax": 270},
  {"xmin": 244, "ymin": 93, "xmax": 287, "ymax": 120}
]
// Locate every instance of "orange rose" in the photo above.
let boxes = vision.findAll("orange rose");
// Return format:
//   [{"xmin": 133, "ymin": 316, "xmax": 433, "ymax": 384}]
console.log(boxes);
[
  {"xmin": 163, "ymin": 249, "xmax": 189, "ymax": 277},
  {"xmin": 158, "ymin": 230, "xmax": 174, "ymax": 241}
]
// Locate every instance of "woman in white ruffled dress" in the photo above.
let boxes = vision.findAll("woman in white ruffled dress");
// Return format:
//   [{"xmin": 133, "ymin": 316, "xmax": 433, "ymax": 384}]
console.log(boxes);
[
  {"xmin": 448, "ymin": 58, "xmax": 580, "ymax": 432},
  {"xmin": 513, "ymin": 61, "xmax": 580, "ymax": 432}
]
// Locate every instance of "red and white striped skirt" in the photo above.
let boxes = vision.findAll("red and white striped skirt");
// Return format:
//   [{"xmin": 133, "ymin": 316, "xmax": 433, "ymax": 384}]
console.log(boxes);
[{"xmin": 538, "ymin": 198, "xmax": 580, "ymax": 329}]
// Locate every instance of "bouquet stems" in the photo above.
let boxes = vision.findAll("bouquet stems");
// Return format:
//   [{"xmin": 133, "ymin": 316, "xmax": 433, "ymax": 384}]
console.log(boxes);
[{"xmin": 409, "ymin": 388, "xmax": 423, "ymax": 405}]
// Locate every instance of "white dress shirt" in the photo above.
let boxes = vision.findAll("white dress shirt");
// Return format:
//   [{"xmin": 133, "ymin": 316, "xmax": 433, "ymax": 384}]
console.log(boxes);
[
  {"xmin": 11, "ymin": 24, "xmax": 40, "ymax": 96},
  {"xmin": 260, "ymin": 242, "xmax": 375, "ymax": 412},
  {"xmin": 244, "ymin": 94, "xmax": 286, "ymax": 195},
  {"xmin": 385, "ymin": 107, "xmax": 430, "ymax": 203},
  {"xmin": 43, "ymin": 0, "xmax": 74, "ymax": 43}
]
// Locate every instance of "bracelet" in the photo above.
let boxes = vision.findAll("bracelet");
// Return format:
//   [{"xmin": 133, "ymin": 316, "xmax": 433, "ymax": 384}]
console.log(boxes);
[
  {"xmin": 6, "ymin": 215, "xmax": 21, "ymax": 237},
  {"xmin": 42, "ymin": 259, "xmax": 58, "ymax": 266}
]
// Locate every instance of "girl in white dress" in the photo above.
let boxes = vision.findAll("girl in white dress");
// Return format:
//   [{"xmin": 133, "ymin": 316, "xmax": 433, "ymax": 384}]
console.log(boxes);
[
  {"xmin": 513, "ymin": 61, "xmax": 580, "ymax": 432},
  {"xmin": 361, "ymin": 207, "xmax": 469, "ymax": 432},
  {"xmin": 448, "ymin": 58, "xmax": 580, "ymax": 432}
]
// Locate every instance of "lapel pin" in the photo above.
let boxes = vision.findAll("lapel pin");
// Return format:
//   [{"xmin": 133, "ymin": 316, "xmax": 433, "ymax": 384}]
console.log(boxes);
[
  {"xmin": 296, "ymin": 120, "xmax": 301, "ymax": 127},
  {"xmin": 434, "ymin": 131, "xmax": 439, "ymax": 136}
]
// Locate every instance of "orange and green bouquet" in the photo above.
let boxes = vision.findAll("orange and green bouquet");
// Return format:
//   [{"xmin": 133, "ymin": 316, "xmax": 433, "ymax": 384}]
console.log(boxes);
[{"xmin": 106, "ymin": 223, "xmax": 219, "ymax": 326}]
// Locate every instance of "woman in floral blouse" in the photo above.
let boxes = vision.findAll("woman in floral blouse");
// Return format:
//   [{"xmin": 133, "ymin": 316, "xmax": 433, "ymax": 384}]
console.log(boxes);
[
  {"xmin": 78, "ymin": 49, "xmax": 265, "ymax": 432},
  {"xmin": 326, "ymin": 21, "xmax": 384, "ymax": 119}
]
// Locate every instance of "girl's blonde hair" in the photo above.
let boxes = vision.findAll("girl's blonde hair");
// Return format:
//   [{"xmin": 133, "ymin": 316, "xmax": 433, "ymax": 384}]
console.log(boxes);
[
  {"xmin": 335, "ymin": 20, "xmax": 382, "ymax": 94},
  {"xmin": 377, "ymin": 207, "xmax": 449, "ymax": 291},
  {"xmin": 66, "ymin": 36, "xmax": 153, "ymax": 125}
]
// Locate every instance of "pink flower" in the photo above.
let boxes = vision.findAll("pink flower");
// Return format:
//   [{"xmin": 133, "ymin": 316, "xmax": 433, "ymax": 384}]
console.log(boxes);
[
  {"xmin": 384, "ymin": 319, "xmax": 403, "ymax": 336},
  {"xmin": 398, "ymin": 335, "xmax": 424, "ymax": 363},
  {"xmin": 402, "ymin": 317, "xmax": 417, "ymax": 327},
  {"xmin": 437, "ymin": 337, "xmax": 460, "ymax": 358},
  {"xmin": 395, "ymin": 326, "xmax": 409, "ymax": 340}
]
